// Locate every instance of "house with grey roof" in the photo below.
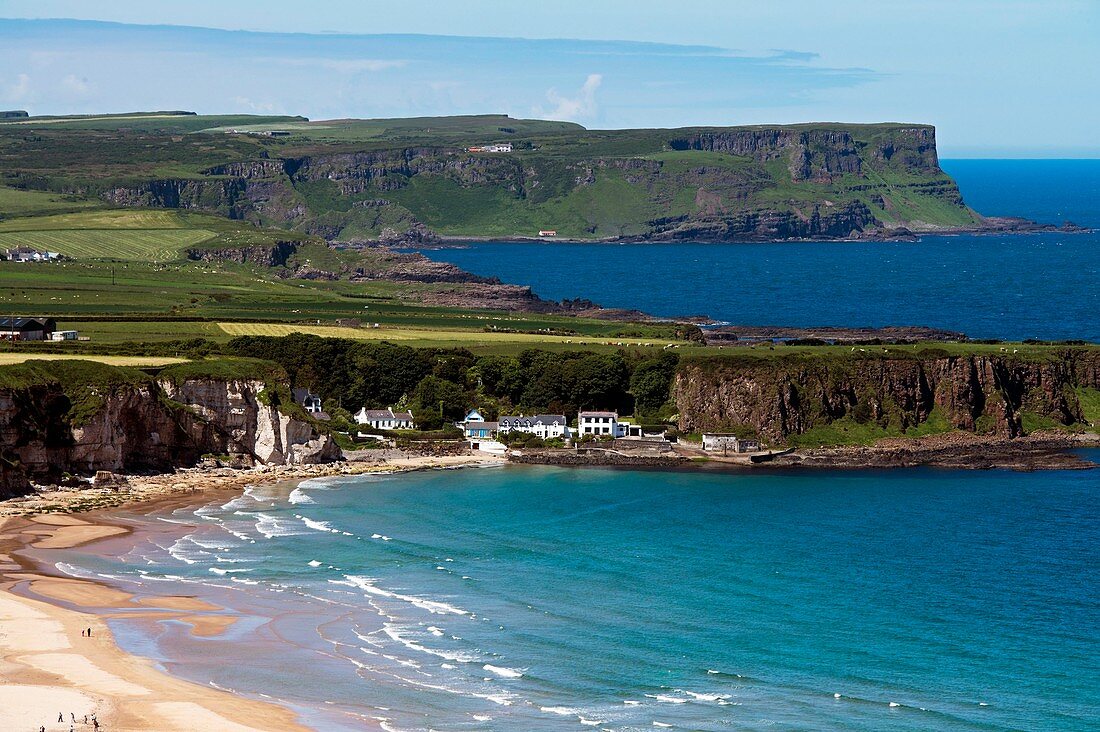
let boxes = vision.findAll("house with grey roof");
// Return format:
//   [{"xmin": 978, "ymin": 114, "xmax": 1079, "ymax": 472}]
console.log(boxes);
[
  {"xmin": 498, "ymin": 414, "xmax": 570, "ymax": 440},
  {"xmin": 354, "ymin": 407, "xmax": 415, "ymax": 430}
]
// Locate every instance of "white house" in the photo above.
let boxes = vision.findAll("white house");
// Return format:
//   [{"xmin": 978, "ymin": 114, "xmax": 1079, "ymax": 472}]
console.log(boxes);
[
  {"xmin": 498, "ymin": 414, "xmax": 570, "ymax": 439},
  {"xmin": 702, "ymin": 434, "xmax": 761, "ymax": 453},
  {"xmin": 50, "ymin": 330, "xmax": 79, "ymax": 341},
  {"xmin": 355, "ymin": 407, "xmax": 415, "ymax": 430},
  {"xmin": 292, "ymin": 388, "xmax": 328, "ymax": 420},
  {"xmin": 578, "ymin": 411, "xmax": 622, "ymax": 437}
]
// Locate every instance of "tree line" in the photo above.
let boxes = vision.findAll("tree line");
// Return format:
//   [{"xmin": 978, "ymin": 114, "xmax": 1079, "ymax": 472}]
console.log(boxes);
[{"xmin": 227, "ymin": 334, "xmax": 679, "ymax": 429}]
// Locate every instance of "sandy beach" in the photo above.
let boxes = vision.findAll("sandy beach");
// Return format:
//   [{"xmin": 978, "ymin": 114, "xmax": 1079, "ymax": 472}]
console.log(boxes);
[{"xmin": 0, "ymin": 453, "xmax": 505, "ymax": 731}]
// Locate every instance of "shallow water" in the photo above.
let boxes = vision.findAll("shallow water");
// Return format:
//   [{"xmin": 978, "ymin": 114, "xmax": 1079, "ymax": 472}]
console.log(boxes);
[
  {"xmin": 414, "ymin": 160, "xmax": 1100, "ymax": 341},
  {"xmin": 50, "ymin": 460, "xmax": 1100, "ymax": 730}
]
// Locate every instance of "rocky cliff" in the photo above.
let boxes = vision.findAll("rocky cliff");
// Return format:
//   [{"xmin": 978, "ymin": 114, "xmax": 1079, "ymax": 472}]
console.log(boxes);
[
  {"xmin": 673, "ymin": 350, "xmax": 1100, "ymax": 443},
  {"xmin": 0, "ymin": 361, "xmax": 339, "ymax": 499},
  {"xmin": 84, "ymin": 121, "xmax": 994, "ymax": 242}
]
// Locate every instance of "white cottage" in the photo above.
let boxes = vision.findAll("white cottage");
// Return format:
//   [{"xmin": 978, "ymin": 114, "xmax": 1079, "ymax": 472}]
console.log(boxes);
[{"xmin": 355, "ymin": 407, "xmax": 415, "ymax": 430}]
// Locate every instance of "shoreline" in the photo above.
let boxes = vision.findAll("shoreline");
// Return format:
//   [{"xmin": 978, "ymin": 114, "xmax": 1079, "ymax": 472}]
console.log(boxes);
[
  {"xmin": 0, "ymin": 453, "xmax": 506, "ymax": 731},
  {"xmin": 0, "ymin": 437, "xmax": 1095, "ymax": 730},
  {"xmin": 0, "ymin": 509, "xmax": 316, "ymax": 732}
]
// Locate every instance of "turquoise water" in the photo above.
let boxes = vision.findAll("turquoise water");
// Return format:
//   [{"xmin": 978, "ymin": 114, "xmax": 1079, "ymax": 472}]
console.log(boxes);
[
  {"xmin": 414, "ymin": 160, "xmax": 1100, "ymax": 341},
  {"xmin": 52, "ymin": 461, "xmax": 1099, "ymax": 730}
]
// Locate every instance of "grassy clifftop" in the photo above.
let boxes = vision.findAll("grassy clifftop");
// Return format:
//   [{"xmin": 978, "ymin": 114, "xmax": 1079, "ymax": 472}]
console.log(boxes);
[{"xmin": 1, "ymin": 113, "xmax": 987, "ymax": 241}]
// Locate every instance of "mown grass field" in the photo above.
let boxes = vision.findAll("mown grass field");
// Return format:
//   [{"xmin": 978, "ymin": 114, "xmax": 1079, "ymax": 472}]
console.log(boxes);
[
  {"xmin": 0, "ymin": 209, "xmax": 217, "ymax": 261},
  {"xmin": 0, "ymin": 353, "xmax": 186, "ymax": 367},
  {"xmin": 215, "ymin": 322, "xmax": 678, "ymax": 348}
]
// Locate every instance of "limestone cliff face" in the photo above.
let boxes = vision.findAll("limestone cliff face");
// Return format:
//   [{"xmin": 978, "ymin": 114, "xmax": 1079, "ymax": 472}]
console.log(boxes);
[
  {"xmin": 673, "ymin": 351, "xmax": 1100, "ymax": 443},
  {"xmin": 0, "ymin": 375, "xmax": 338, "ymax": 499},
  {"xmin": 158, "ymin": 378, "xmax": 340, "ymax": 466}
]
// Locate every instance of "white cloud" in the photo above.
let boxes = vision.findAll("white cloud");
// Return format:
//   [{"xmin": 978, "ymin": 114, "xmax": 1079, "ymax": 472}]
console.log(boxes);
[
  {"xmin": 535, "ymin": 73, "xmax": 602, "ymax": 121},
  {"xmin": 2, "ymin": 73, "xmax": 31, "ymax": 102},
  {"xmin": 60, "ymin": 73, "xmax": 94, "ymax": 97}
]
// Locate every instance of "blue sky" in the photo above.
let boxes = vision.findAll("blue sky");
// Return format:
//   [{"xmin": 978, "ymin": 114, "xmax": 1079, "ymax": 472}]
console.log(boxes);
[{"xmin": 1, "ymin": 1, "xmax": 1097, "ymax": 156}]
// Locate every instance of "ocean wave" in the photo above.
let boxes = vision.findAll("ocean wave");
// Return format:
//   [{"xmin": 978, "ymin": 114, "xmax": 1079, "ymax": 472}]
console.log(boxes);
[
  {"xmin": 236, "ymin": 511, "xmax": 306, "ymax": 539},
  {"xmin": 646, "ymin": 694, "xmax": 688, "ymax": 704},
  {"xmin": 308, "ymin": 560, "xmax": 323, "ymax": 567},
  {"xmin": 209, "ymin": 567, "xmax": 252, "ymax": 575},
  {"xmin": 288, "ymin": 487, "xmax": 315, "ymax": 504},
  {"xmin": 337, "ymin": 575, "xmax": 469, "ymax": 616},
  {"xmin": 678, "ymin": 689, "xmax": 732, "ymax": 703},
  {"xmin": 379, "ymin": 623, "xmax": 479, "ymax": 663},
  {"xmin": 483, "ymin": 664, "xmax": 524, "ymax": 679}
]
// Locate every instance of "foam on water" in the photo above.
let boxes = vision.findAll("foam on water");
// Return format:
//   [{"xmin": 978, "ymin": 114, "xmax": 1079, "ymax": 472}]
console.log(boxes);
[{"xmin": 483, "ymin": 664, "xmax": 524, "ymax": 679}]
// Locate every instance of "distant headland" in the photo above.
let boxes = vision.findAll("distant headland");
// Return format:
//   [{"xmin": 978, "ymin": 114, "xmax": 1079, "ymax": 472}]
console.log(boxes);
[{"xmin": 1, "ymin": 110, "xmax": 1082, "ymax": 244}]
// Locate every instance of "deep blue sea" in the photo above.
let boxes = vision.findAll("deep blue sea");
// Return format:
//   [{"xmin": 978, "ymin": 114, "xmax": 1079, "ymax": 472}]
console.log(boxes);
[
  {"xmin": 415, "ymin": 160, "xmax": 1100, "ymax": 341},
  {"xmin": 52, "ymin": 460, "xmax": 1100, "ymax": 731}
]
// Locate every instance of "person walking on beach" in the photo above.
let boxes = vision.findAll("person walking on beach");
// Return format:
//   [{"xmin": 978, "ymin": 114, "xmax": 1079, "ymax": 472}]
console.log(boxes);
[
  {"xmin": 87, "ymin": 627, "xmax": 92, "ymax": 637},
  {"xmin": 58, "ymin": 713, "xmax": 64, "ymax": 723}
]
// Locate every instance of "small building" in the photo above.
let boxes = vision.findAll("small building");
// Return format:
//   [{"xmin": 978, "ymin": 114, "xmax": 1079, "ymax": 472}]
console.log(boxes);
[
  {"xmin": 578, "ymin": 411, "xmax": 621, "ymax": 437},
  {"xmin": 498, "ymin": 414, "xmax": 570, "ymax": 440},
  {"xmin": 291, "ymin": 388, "xmax": 327, "ymax": 419},
  {"xmin": 354, "ymin": 407, "xmax": 415, "ymax": 430},
  {"xmin": 457, "ymin": 409, "xmax": 499, "ymax": 438},
  {"xmin": 0, "ymin": 317, "xmax": 56, "ymax": 341},
  {"xmin": 5, "ymin": 246, "xmax": 59, "ymax": 263},
  {"xmin": 537, "ymin": 230, "xmax": 557, "ymax": 237},
  {"xmin": 50, "ymin": 330, "xmax": 79, "ymax": 341},
  {"xmin": 702, "ymin": 433, "xmax": 762, "ymax": 454},
  {"xmin": 467, "ymin": 143, "xmax": 512, "ymax": 153}
]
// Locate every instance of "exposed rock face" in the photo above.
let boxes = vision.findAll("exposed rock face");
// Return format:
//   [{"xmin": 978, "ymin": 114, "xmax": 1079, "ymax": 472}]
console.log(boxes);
[
  {"xmin": 673, "ymin": 350, "xmax": 1100, "ymax": 443},
  {"xmin": 640, "ymin": 201, "xmax": 877, "ymax": 241},
  {"xmin": 159, "ymin": 378, "xmax": 340, "ymax": 466},
  {"xmin": 669, "ymin": 128, "xmax": 866, "ymax": 180},
  {"xmin": 93, "ymin": 124, "xmax": 981, "ymax": 243},
  {"xmin": 0, "ymin": 376, "xmax": 338, "ymax": 498},
  {"xmin": 186, "ymin": 240, "xmax": 299, "ymax": 267}
]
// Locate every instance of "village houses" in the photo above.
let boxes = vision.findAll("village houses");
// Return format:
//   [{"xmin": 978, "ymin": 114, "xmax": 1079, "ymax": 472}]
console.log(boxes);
[{"xmin": 497, "ymin": 414, "xmax": 570, "ymax": 440}]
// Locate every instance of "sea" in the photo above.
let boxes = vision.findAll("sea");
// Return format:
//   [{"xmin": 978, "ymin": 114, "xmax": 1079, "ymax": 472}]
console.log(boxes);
[
  {"xmin": 40, "ymin": 159, "xmax": 1100, "ymax": 731},
  {"xmin": 414, "ymin": 159, "xmax": 1100, "ymax": 342},
  {"xmin": 47, "ymin": 462, "xmax": 1100, "ymax": 731}
]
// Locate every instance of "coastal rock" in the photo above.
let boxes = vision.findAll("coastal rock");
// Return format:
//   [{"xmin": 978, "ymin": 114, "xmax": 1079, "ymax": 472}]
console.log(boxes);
[
  {"xmin": 673, "ymin": 350, "xmax": 1100, "ymax": 443},
  {"xmin": 0, "ymin": 371, "xmax": 340, "ymax": 497}
]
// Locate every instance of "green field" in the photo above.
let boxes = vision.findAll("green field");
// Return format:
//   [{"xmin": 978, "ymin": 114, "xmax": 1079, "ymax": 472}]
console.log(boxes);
[
  {"xmin": 0, "ymin": 186, "xmax": 96, "ymax": 217},
  {"xmin": 0, "ymin": 209, "xmax": 221, "ymax": 261}
]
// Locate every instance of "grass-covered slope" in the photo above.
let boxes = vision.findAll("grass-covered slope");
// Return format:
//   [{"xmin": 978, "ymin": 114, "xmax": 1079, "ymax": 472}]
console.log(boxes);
[{"xmin": 0, "ymin": 112, "xmax": 988, "ymax": 241}]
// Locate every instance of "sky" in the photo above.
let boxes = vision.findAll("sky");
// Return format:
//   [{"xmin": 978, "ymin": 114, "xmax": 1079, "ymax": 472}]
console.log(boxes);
[{"xmin": 1, "ymin": 1, "xmax": 1098, "ymax": 156}]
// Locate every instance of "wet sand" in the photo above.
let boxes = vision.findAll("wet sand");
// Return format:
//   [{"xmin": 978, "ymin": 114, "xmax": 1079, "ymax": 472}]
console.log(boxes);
[{"xmin": 0, "ymin": 513, "xmax": 313, "ymax": 732}]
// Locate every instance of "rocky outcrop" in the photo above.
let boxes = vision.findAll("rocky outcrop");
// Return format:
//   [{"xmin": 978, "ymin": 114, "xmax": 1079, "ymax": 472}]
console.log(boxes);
[
  {"xmin": 186, "ymin": 240, "xmax": 299, "ymax": 267},
  {"xmin": 158, "ymin": 378, "xmax": 340, "ymax": 466},
  {"xmin": 640, "ymin": 201, "xmax": 879, "ymax": 241},
  {"xmin": 673, "ymin": 350, "xmax": 1100, "ymax": 443},
  {"xmin": 0, "ymin": 366, "xmax": 339, "ymax": 498}
]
